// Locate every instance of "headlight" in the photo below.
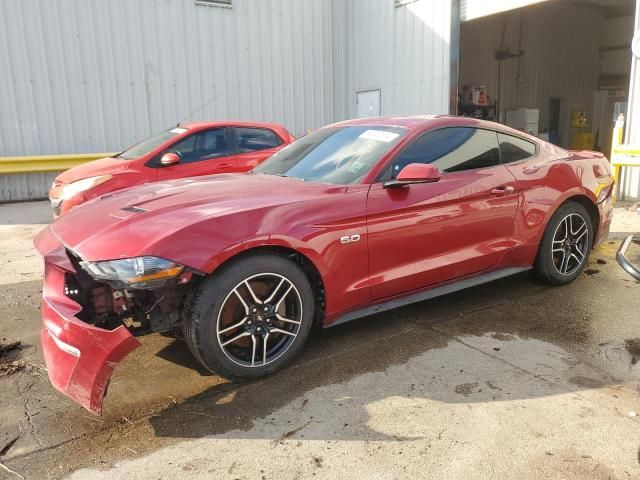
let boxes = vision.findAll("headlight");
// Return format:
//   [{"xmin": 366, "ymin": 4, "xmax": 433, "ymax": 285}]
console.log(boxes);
[
  {"xmin": 80, "ymin": 256, "xmax": 184, "ymax": 289},
  {"xmin": 59, "ymin": 175, "xmax": 112, "ymax": 200}
]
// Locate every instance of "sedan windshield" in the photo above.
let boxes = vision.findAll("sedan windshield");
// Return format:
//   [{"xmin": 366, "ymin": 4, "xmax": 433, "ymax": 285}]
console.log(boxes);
[
  {"xmin": 116, "ymin": 127, "xmax": 188, "ymax": 160},
  {"xmin": 253, "ymin": 126, "xmax": 406, "ymax": 184}
]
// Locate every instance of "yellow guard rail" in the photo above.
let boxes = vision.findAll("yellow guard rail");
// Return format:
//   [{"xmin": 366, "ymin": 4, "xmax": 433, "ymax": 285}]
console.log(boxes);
[
  {"xmin": 0, "ymin": 153, "xmax": 115, "ymax": 175},
  {"xmin": 611, "ymin": 114, "xmax": 640, "ymax": 203}
]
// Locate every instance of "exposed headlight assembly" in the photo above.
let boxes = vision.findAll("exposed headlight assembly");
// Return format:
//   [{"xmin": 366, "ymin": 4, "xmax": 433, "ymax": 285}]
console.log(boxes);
[
  {"xmin": 80, "ymin": 256, "xmax": 184, "ymax": 289},
  {"xmin": 59, "ymin": 175, "xmax": 112, "ymax": 200}
]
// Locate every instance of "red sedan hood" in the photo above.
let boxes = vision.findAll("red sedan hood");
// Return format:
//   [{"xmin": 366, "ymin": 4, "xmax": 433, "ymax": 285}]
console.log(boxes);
[
  {"xmin": 55, "ymin": 156, "xmax": 132, "ymax": 185},
  {"xmin": 50, "ymin": 173, "xmax": 341, "ymax": 263}
]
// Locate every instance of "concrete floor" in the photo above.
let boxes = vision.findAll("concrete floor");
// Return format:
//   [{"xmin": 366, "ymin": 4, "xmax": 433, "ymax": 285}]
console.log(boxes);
[{"xmin": 0, "ymin": 201, "xmax": 639, "ymax": 479}]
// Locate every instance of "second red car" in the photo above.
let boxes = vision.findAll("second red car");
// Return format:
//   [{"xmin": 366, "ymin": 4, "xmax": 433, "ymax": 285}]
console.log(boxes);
[{"xmin": 49, "ymin": 121, "xmax": 295, "ymax": 217}]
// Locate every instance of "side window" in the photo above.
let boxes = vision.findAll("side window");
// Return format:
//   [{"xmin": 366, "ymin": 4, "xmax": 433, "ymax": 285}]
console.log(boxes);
[
  {"xmin": 236, "ymin": 127, "xmax": 281, "ymax": 153},
  {"xmin": 167, "ymin": 128, "xmax": 229, "ymax": 164},
  {"xmin": 388, "ymin": 127, "xmax": 500, "ymax": 178},
  {"xmin": 498, "ymin": 133, "xmax": 537, "ymax": 164}
]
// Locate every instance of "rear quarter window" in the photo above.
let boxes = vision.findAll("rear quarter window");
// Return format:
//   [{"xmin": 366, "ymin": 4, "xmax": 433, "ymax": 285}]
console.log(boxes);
[
  {"xmin": 498, "ymin": 133, "xmax": 537, "ymax": 164},
  {"xmin": 236, "ymin": 127, "xmax": 282, "ymax": 153}
]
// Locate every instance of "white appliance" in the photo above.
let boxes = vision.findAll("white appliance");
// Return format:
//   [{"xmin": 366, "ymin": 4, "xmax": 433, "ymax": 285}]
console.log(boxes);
[{"xmin": 506, "ymin": 108, "xmax": 539, "ymax": 136}]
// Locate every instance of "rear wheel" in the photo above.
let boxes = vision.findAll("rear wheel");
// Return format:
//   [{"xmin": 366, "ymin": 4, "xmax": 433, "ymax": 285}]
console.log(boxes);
[
  {"xmin": 533, "ymin": 201, "xmax": 593, "ymax": 285},
  {"xmin": 183, "ymin": 254, "xmax": 315, "ymax": 379}
]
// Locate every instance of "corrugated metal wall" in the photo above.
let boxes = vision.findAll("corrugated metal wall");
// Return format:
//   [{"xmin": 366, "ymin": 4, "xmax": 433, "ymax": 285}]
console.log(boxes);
[
  {"xmin": 460, "ymin": 1, "xmax": 603, "ymax": 148},
  {"xmin": 346, "ymin": 0, "xmax": 451, "ymax": 117},
  {"xmin": 0, "ymin": 0, "xmax": 456, "ymax": 201},
  {"xmin": 0, "ymin": 173, "xmax": 58, "ymax": 203},
  {"xmin": 622, "ymin": 0, "xmax": 640, "ymax": 199},
  {"xmin": 0, "ymin": 0, "xmax": 348, "ymax": 159},
  {"xmin": 601, "ymin": 15, "xmax": 635, "ymax": 77}
]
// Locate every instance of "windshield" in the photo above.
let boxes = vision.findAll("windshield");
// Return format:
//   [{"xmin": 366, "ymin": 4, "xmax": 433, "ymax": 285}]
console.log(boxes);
[
  {"xmin": 253, "ymin": 126, "xmax": 407, "ymax": 184},
  {"xmin": 116, "ymin": 127, "xmax": 188, "ymax": 160}
]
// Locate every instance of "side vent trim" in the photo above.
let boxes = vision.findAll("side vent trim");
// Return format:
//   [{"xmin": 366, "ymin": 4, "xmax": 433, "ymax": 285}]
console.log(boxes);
[{"xmin": 122, "ymin": 206, "xmax": 148, "ymax": 214}]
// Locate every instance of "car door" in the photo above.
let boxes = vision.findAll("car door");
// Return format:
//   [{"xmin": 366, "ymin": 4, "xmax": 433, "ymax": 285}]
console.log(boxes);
[
  {"xmin": 233, "ymin": 127, "xmax": 285, "ymax": 171},
  {"xmin": 156, "ymin": 127, "xmax": 236, "ymax": 179},
  {"xmin": 366, "ymin": 127, "xmax": 520, "ymax": 301}
]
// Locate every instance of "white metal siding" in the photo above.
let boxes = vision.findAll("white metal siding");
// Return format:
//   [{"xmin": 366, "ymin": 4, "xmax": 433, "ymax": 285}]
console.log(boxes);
[
  {"xmin": 601, "ymin": 16, "xmax": 635, "ymax": 76},
  {"xmin": 0, "ymin": 173, "xmax": 58, "ymax": 202},
  {"xmin": 460, "ymin": 2, "xmax": 602, "ymax": 148},
  {"xmin": 346, "ymin": 0, "xmax": 451, "ymax": 118},
  {"xmin": 0, "ymin": 0, "xmax": 347, "ymax": 159},
  {"xmin": 0, "ymin": 0, "xmax": 453, "ymax": 201},
  {"xmin": 622, "ymin": 0, "xmax": 640, "ymax": 199}
]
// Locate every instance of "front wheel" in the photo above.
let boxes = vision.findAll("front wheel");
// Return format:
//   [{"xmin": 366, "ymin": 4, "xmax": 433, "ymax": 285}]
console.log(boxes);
[
  {"xmin": 533, "ymin": 201, "xmax": 593, "ymax": 285},
  {"xmin": 183, "ymin": 254, "xmax": 315, "ymax": 380}
]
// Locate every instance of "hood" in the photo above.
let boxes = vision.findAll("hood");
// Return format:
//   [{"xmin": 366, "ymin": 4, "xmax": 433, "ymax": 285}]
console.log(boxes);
[
  {"xmin": 50, "ymin": 173, "xmax": 342, "ymax": 263},
  {"xmin": 55, "ymin": 156, "xmax": 132, "ymax": 185}
]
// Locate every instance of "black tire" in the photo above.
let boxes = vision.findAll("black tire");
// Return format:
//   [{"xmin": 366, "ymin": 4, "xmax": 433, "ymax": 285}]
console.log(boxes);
[
  {"xmin": 183, "ymin": 253, "xmax": 315, "ymax": 380},
  {"xmin": 533, "ymin": 201, "xmax": 594, "ymax": 285}
]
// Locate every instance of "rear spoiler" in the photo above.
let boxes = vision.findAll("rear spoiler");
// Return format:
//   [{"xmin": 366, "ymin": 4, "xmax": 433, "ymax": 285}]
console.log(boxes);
[{"xmin": 568, "ymin": 149, "xmax": 607, "ymax": 160}]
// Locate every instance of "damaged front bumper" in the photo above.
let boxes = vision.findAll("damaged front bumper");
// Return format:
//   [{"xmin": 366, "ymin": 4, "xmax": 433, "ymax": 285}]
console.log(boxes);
[{"xmin": 34, "ymin": 227, "xmax": 141, "ymax": 414}]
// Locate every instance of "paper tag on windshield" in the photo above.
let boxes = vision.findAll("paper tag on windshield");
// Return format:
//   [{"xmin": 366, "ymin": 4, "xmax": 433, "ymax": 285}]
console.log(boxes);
[
  {"xmin": 170, "ymin": 127, "xmax": 188, "ymax": 134},
  {"xmin": 358, "ymin": 129, "xmax": 399, "ymax": 143}
]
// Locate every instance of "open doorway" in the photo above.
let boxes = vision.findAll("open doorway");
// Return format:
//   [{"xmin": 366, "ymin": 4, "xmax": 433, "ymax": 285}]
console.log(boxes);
[{"xmin": 458, "ymin": 0, "xmax": 635, "ymax": 153}]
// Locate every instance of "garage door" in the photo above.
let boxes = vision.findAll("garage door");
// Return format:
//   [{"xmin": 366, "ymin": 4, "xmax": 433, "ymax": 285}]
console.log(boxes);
[{"xmin": 461, "ymin": 0, "xmax": 550, "ymax": 21}]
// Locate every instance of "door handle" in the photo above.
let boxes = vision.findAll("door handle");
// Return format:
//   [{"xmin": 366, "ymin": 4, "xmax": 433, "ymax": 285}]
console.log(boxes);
[{"xmin": 490, "ymin": 186, "xmax": 516, "ymax": 196}]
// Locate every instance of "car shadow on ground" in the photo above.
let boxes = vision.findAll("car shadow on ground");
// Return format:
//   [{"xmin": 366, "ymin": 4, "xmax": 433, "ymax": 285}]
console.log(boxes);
[{"xmin": 146, "ymin": 253, "xmax": 640, "ymax": 442}]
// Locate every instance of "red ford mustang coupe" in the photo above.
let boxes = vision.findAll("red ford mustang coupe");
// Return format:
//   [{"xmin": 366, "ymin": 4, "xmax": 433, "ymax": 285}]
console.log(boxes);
[
  {"xmin": 35, "ymin": 115, "xmax": 614, "ymax": 413},
  {"xmin": 48, "ymin": 121, "xmax": 295, "ymax": 217}
]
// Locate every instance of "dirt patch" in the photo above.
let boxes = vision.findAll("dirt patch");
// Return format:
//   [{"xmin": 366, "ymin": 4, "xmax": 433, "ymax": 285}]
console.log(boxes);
[
  {"xmin": 0, "ymin": 340, "xmax": 42, "ymax": 378},
  {"xmin": 0, "ymin": 341, "xmax": 21, "ymax": 360},
  {"xmin": 0, "ymin": 361, "xmax": 27, "ymax": 377},
  {"xmin": 568, "ymin": 376, "xmax": 605, "ymax": 389},
  {"xmin": 454, "ymin": 382, "xmax": 479, "ymax": 396},
  {"xmin": 583, "ymin": 269, "xmax": 600, "ymax": 276},
  {"xmin": 490, "ymin": 333, "xmax": 516, "ymax": 341},
  {"xmin": 625, "ymin": 338, "xmax": 640, "ymax": 365},
  {"xmin": 0, "ymin": 341, "xmax": 23, "ymax": 377}
]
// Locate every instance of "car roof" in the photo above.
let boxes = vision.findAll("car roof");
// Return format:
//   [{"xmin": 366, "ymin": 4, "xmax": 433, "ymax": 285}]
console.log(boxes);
[
  {"xmin": 328, "ymin": 115, "xmax": 542, "ymax": 142},
  {"xmin": 179, "ymin": 120, "xmax": 286, "ymax": 130}
]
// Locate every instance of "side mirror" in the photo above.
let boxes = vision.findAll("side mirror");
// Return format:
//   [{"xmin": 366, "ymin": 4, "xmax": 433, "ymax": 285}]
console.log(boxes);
[
  {"xmin": 384, "ymin": 163, "xmax": 441, "ymax": 188},
  {"xmin": 160, "ymin": 152, "xmax": 181, "ymax": 166}
]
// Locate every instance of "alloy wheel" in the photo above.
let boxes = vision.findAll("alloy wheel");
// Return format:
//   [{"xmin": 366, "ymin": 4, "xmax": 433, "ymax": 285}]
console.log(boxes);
[
  {"xmin": 216, "ymin": 273, "xmax": 303, "ymax": 367},
  {"xmin": 551, "ymin": 213, "xmax": 589, "ymax": 276}
]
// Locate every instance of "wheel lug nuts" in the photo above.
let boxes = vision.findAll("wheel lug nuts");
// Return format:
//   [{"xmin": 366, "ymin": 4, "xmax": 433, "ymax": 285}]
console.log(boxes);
[
  {"xmin": 257, "ymin": 327, "xmax": 262, "ymax": 332},
  {"xmin": 266, "ymin": 319, "xmax": 271, "ymax": 323},
  {"xmin": 252, "ymin": 308, "xmax": 257, "ymax": 313},
  {"xmin": 248, "ymin": 320, "xmax": 253, "ymax": 325},
  {"xmin": 263, "ymin": 306, "xmax": 269, "ymax": 312}
]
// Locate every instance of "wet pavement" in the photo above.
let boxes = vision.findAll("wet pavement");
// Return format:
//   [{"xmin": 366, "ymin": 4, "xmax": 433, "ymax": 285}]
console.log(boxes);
[{"xmin": 0, "ymin": 201, "xmax": 639, "ymax": 479}]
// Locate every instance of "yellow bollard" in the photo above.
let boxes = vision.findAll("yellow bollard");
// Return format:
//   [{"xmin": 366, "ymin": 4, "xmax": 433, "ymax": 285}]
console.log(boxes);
[{"xmin": 611, "ymin": 113, "xmax": 625, "ymax": 203}]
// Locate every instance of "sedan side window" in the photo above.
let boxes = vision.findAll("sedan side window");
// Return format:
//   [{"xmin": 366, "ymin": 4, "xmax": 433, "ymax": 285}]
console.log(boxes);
[
  {"xmin": 387, "ymin": 127, "xmax": 500, "ymax": 179},
  {"xmin": 167, "ymin": 128, "xmax": 230, "ymax": 164},
  {"xmin": 498, "ymin": 133, "xmax": 537, "ymax": 164},
  {"xmin": 236, "ymin": 127, "xmax": 282, "ymax": 153}
]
